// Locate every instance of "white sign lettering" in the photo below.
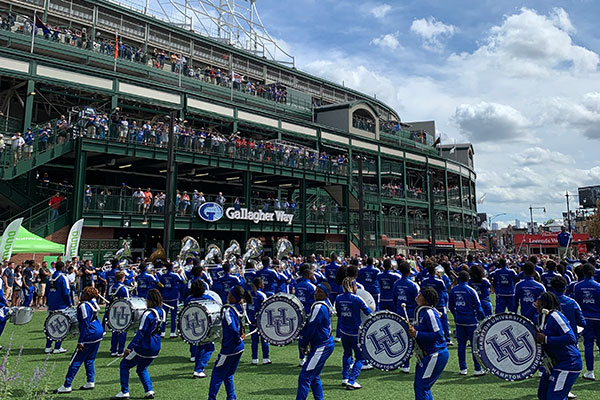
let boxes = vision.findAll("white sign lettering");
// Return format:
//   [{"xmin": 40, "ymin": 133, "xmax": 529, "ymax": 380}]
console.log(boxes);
[{"xmin": 225, "ymin": 207, "xmax": 294, "ymax": 225}]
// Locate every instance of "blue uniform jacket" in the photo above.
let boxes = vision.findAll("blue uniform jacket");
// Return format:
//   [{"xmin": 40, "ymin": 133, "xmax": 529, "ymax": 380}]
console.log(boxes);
[
  {"xmin": 184, "ymin": 294, "xmax": 214, "ymax": 306},
  {"xmin": 105, "ymin": 268, "xmax": 118, "ymax": 292},
  {"xmin": 218, "ymin": 273, "xmax": 242, "ymax": 303},
  {"xmin": 490, "ymin": 267, "xmax": 517, "ymax": 296},
  {"xmin": 128, "ymin": 307, "xmax": 165, "ymax": 358},
  {"xmin": 392, "ymin": 276, "xmax": 420, "ymax": 319},
  {"xmin": 469, "ymin": 278, "xmax": 491, "ymax": 303},
  {"xmin": 542, "ymin": 311, "xmax": 582, "ymax": 371},
  {"xmin": 573, "ymin": 277, "xmax": 600, "ymax": 321},
  {"xmin": 421, "ymin": 276, "xmax": 447, "ymax": 308},
  {"xmin": 108, "ymin": 282, "xmax": 129, "ymax": 302},
  {"xmin": 159, "ymin": 270, "xmax": 184, "ymax": 301},
  {"xmin": 514, "ymin": 277, "xmax": 545, "ymax": 320},
  {"xmin": 357, "ymin": 265, "xmax": 380, "ymax": 296},
  {"xmin": 540, "ymin": 271, "xmax": 561, "ymax": 289},
  {"xmin": 324, "ymin": 261, "xmax": 340, "ymax": 294},
  {"xmin": 256, "ymin": 267, "xmax": 281, "ymax": 294},
  {"xmin": 377, "ymin": 271, "xmax": 401, "ymax": 301},
  {"xmin": 335, "ymin": 291, "xmax": 372, "ymax": 336},
  {"xmin": 77, "ymin": 299, "xmax": 104, "ymax": 345},
  {"xmin": 45, "ymin": 271, "xmax": 72, "ymax": 311},
  {"xmin": 295, "ymin": 278, "xmax": 316, "ymax": 314},
  {"xmin": 221, "ymin": 305, "xmax": 245, "ymax": 355},
  {"xmin": 414, "ymin": 306, "xmax": 447, "ymax": 355},
  {"xmin": 136, "ymin": 272, "xmax": 158, "ymax": 299},
  {"xmin": 449, "ymin": 282, "xmax": 484, "ymax": 326},
  {"xmin": 247, "ymin": 289, "xmax": 267, "ymax": 325},
  {"xmin": 554, "ymin": 293, "xmax": 586, "ymax": 336},
  {"xmin": 299, "ymin": 301, "xmax": 334, "ymax": 349}
]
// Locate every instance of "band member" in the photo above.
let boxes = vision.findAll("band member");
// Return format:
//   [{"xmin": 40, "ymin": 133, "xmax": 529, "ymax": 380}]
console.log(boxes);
[
  {"xmin": 357, "ymin": 257, "xmax": 380, "ymax": 310},
  {"xmin": 393, "ymin": 261, "xmax": 420, "ymax": 373},
  {"xmin": 217, "ymin": 263, "xmax": 242, "ymax": 304},
  {"xmin": 421, "ymin": 264, "xmax": 451, "ymax": 345},
  {"xmin": 208, "ymin": 286, "xmax": 252, "ymax": 400},
  {"xmin": 136, "ymin": 264, "xmax": 158, "ymax": 299},
  {"xmin": 536, "ymin": 292, "xmax": 582, "ymax": 400},
  {"xmin": 297, "ymin": 282, "xmax": 335, "ymax": 400},
  {"xmin": 408, "ymin": 287, "xmax": 449, "ymax": 400},
  {"xmin": 0, "ymin": 276, "xmax": 7, "ymax": 350},
  {"xmin": 514, "ymin": 262, "xmax": 546, "ymax": 321},
  {"xmin": 247, "ymin": 277, "xmax": 270, "ymax": 365},
  {"xmin": 468, "ymin": 264, "xmax": 493, "ymax": 317},
  {"xmin": 158, "ymin": 262, "xmax": 183, "ymax": 338},
  {"xmin": 549, "ymin": 276, "xmax": 586, "ymax": 337},
  {"xmin": 489, "ymin": 258, "xmax": 517, "ymax": 313},
  {"xmin": 108, "ymin": 271, "xmax": 130, "ymax": 357},
  {"xmin": 541, "ymin": 261, "xmax": 561, "ymax": 289},
  {"xmin": 112, "ymin": 289, "xmax": 165, "ymax": 399},
  {"xmin": 336, "ymin": 277, "xmax": 373, "ymax": 389},
  {"xmin": 449, "ymin": 271, "xmax": 485, "ymax": 376},
  {"xmin": 45, "ymin": 261, "xmax": 72, "ymax": 354},
  {"xmin": 572, "ymin": 263, "xmax": 600, "ymax": 380},
  {"xmin": 105, "ymin": 259, "xmax": 120, "ymax": 297},
  {"xmin": 324, "ymin": 254, "xmax": 341, "ymax": 305},
  {"xmin": 185, "ymin": 279, "xmax": 216, "ymax": 378},
  {"xmin": 256, "ymin": 257, "xmax": 281, "ymax": 297},
  {"xmin": 56, "ymin": 287, "xmax": 104, "ymax": 393},
  {"xmin": 377, "ymin": 259, "xmax": 401, "ymax": 312}
]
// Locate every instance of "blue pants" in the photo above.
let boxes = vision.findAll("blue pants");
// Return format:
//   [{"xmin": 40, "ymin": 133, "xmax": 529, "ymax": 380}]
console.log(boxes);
[
  {"xmin": 193, "ymin": 342, "xmax": 215, "ymax": 373},
  {"xmin": 414, "ymin": 349, "xmax": 449, "ymax": 400},
  {"xmin": 0, "ymin": 317, "xmax": 6, "ymax": 341},
  {"xmin": 111, "ymin": 331, "xmax": 127, "ymax": 354},
  {"xmin": 481, "ymin": 300, "xmax": 493, "ymax": 317},
  {"xmin": 341, "ymin": 334, "xmax": 363, "ymax": 384},
  {"xmin": 45, "ymin": 338, "xmax": 63, "ymax": 350},
  {"xmin": 495, "ymin": 295, "xmax": 514, "ymax": 314},
  {"xmin": 208, "ymin": 352, "xmax": 242, "ymax": 400},
  {"xmin": 456, "ymin": 325, "xmax": 481, "ymax": 371},
  {"xmin": 437, "ymin": 309, "xmax": 450, "ymax": 342},
  {"xmin": 161, "ymin": 300, "xmax": 178, "ymax": 334},
  {"xmin": 583, "ymin": 319, "xmax": 600, "ymax": 371},
  {"xmin": 538, "ymin": 370, "xmax": 580, "ymax": 400},
  {"xmin": 64, "ymin": 341, "xmax": 101, "ymax": 387},
  {"xmin": 380, "ymin": 299, "xmax": 394, "ymax": 312},
  {"xmin": 120, "ymin": 353, "xmax": 155, "ymax": 394},
  {"xmin": 296, "ymin": 342, "xmax": 335, "ymax": 400},
  {"xmin": 250, "ymin": 324, "xmax": 269, "ymax": 360},
  {"xmin": 23, "ymin": 286, "xmax": 34, "ymax": 307}
]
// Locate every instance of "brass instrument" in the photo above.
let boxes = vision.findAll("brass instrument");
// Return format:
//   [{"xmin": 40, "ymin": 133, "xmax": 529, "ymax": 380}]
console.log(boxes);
[
  {"xmin": 275, "ymin": 238, "xmax": 294, "ymax": 276},
  {"xmin": 115, "ymin": 240, "xmax": 132, "ymax": 268},
  {"xmin": 242, "ymin": 238, "xmax": 263, "ymax": 270},
  {"xmin": 224, "ymin": 240, "xmax": 242, "ymax": 273}
]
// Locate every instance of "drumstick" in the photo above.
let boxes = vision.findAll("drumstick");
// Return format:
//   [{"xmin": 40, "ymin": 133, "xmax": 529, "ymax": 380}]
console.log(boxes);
[
  {"xmin": 246, "ymin": 328, "xmax": 258, "ymax": 336},
  {"xmin": 106, "ymin": 355, "xmax": 122, "ymax": 367},
  {"xmin": 98, "ymin": 294, "xmax": 110, "ymax": 304},
  {"xmin": 162, "ymin": 303, "xmax": 175, "ymax": 310},
  {"xmin": 401, "ymin": 303, "xmax": 411, "ymax": 322}
]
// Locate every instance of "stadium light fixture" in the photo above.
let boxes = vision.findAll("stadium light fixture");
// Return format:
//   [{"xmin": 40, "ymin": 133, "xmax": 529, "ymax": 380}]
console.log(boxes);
[
  {"xmin": 254, "ymin": 180, "xmax": 267, "ymax": 184},
  {"xmin": 196, "ymin": 173, "xmax": 209, "ymax": 177},
  {"xmin": 118, "ymin": 164, "xmax": 132, "ymax": 169},
  {"xmin": 279, "ymin": 183, "xmax": 293, "ymax": 187},
  {"xmin": 159, "ymin": 169, "xmax": 167, "ymax": 173},
  {"xmin": 226, "ymin": 176, "xmax": 240, "ymax": 181}
]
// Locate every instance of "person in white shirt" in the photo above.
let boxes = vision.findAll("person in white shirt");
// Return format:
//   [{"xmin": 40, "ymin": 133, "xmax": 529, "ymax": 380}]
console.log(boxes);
[{"xmin": 11, "ymin": 132, "xmax": 24, "ymax": 165}]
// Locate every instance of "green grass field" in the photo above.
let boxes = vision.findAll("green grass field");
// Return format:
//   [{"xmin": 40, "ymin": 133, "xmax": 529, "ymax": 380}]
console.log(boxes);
[{"xmin": 2, "ymin": 309, "xmax": 599, "ymax": 400}]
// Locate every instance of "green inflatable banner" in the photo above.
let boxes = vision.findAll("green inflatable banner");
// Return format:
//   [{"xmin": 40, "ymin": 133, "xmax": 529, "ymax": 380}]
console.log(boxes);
[{"xmin": 11, "ymin": 226, "xmax": 65, "ymax": 254}]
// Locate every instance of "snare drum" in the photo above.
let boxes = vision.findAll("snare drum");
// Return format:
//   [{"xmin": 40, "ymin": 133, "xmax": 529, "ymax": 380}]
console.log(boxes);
[
  {"xmin": 9, "ymin": 306, "xmax": 34, "ymax": 325},
  {"xmin": 358, "ymin": 311, "xmax": 414, "ymax": 371},
  {"xmin": 177, "ymin": 300, "xmax": 222, "ymax": 345},
  {"xmin": 205, "ymin": 290, "xmax": 223, "ymax": 306},
  {"xmin": 44, "ymin": 307, "xmax": 78, "ymax": 341},
  {"xmin": 474, "ymin": 313, "xmax": 542, "ymax": 381},
  {"xmin": 257, "ymin": 293, "xmax": 305, "ymax": 346},
  {"xmin": 107, "ymin": 297, "xmax": 147, "ymax": 333}
]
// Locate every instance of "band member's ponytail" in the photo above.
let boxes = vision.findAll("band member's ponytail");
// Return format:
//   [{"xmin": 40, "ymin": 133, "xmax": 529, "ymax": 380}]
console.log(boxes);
[{"xmin": 147, "ymin": 289, "xmax": 163, "ymax": 308}]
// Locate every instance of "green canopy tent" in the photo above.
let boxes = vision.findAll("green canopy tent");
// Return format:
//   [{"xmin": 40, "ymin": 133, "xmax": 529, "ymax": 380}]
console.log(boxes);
[{"xmin": 11, "ymin": 226, "xmax": 65, "ymax": 254}]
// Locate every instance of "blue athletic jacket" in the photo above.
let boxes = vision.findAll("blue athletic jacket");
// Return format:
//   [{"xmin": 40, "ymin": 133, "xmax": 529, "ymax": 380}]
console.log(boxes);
[
  {"xmin": 449, "ymin": 282, "xmax": 484, "ymax": 326},
  {"xmin": 541, "ymin": 311, "xmax": 582, "ymax": 371},
  {"xmin": 392, "ymin": 276, "xmax": 420, "ymax": 319},
  {"xmin": 377, "ymin": 270, "xmax": 401, "ymax": 301},
  {"xmin": 469, "ymin": 278, "xmax": 491, "ymax": 303},
  {"xmin": 108, "ymin": 282, "xmax": 129, "ymax": 302},
  {"xmin": 490, "ymin": 267, "xmax": 517, "ymax": 296},
  {"xmin": 573, "ymin": 277, "xmax": 600, "ymax": 320},
  {"xmin": 421, "ymin": 276, "xmax": 447, "ymax": 308},
  {"xmin": 357, "ymin": 265, "xmax": 380, "ymax": 296},
  {"xmin": 218, "ymin": 273, "xmax": 242, "ymax": 303},
  {"xmin": 105, "ymin": 267, "xmax": 118, "ymax": 292},
  {"xmin": 256, "ymin": 267, "xmax": 281, "ymax": 295},
  {"xmin": 221, "ymin": 305, "xmax": 245, "ymax": 355},
  {"xmin": 158, "ymin": 270, "xmax": 184, "ymax": 301},
  {"xmin": 299, "ymin": 301, "xmax": 334, "ymax": 350},
  {"xmin": 295, "ymin": 278, "xmax": 316, "ymax": 314},
  {"xmin": 414, "ymin": 306, "xmax": 447, "ymax": 356},
  {"xmin": 136, "ymin": 272, "xmax": 158, "ymax": 299},
  {"xmin": 335, "ymin": 291, "xmax": 372, "ymax": 336},
  {"xmin": 540, "ymin": 271, "xmax": 561, "ymax": 289},
  {"xmin": 127, "ymin": 307, "xmax": 165, "ymax": 358},
  {"xmin": 247, "ymin": 289, "xmax": 267, "ymax": 325},
  {"xmin": 324, "ymin": 261, "xmax": 340, "ymax": 294},
  {"xmin": 77, "ymin": 299, "xmax": 104, "ymax": 345},
  {"xmin": 514, "ymin": 277, "xmax": 546, "ymax": 321},
  {"xmin": 46, "ymin": 271, "xmax": 72, "ymax": 311},
  {"xmin": 553, "ymin": 292, "xmax": 586, "ymax": 336}
]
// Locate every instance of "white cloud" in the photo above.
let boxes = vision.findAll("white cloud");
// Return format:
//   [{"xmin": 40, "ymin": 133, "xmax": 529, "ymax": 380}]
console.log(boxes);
[
  {"xmin": 453, "ymin": 102, "xmax": 531, "ymax": 143},
  {"xmin": 511, "ymin": 147, "xmax": 575, "ymax": 165},
  {"xmin": 545, "ymin": 92, "xmax": 600, "ymax": 139},
  {"xmin": 370, "ymin": 4, "xmax": 392, "ymax": 19},
  {"xmin": 370, "ymin": 31, "xmax": 400, "ymax": 50},
  {"xmin": 410, "ymin": 17, "xmax": 456, "ymax": 52}
]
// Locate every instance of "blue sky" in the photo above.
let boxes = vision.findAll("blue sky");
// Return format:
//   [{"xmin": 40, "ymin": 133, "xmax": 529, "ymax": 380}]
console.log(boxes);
[{"xmin": 254, "ymin": 0, "xmax": 600, "ymax": 228}]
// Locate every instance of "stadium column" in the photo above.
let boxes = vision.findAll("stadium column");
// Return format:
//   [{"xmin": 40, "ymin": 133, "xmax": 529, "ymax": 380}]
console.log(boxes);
[
  {"xmin": 243, "ymin": 171, "xmax": 251, "ymax": 243},
  {"xmin": 22, "ymin": 80, "xmax": 35, "ymax": 132},
  {"xmin": 343, "ymin": 184, "xmax": 350, "ymax": 257},
  {"xmin": 72, "ymin": 139, "xmax": 87, "ymax": 221},
  {"xmin": 459, "ymin": 175, "xmax": 465, "ymax": 240},
  {"xmin": 299, "ymin": 178, "xmax": 307, "ymax": 255},
  {"xmin": 427, "ymin": 162, "xmax": 436, "ymax": 255},
  {"xmin": 444, "ymin": 168, "xmax": 451, "ymax": 240},
  {"xmin": 402, "ymin": 154, "xmax": 409, "ymax": 239},
  {"xmin": 376, "ymin": 154, "xmax": 382, "ymax": 256}
]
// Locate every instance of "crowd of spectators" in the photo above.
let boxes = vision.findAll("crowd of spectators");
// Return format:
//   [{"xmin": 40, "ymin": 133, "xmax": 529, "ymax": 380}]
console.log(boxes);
[
  {"xmin": 1, "ymin": 259, "xmax": 51, "ymax": 308},
  {"xmin": 352, "ymin": 115, "xmax": 376, "ymax": 133}
]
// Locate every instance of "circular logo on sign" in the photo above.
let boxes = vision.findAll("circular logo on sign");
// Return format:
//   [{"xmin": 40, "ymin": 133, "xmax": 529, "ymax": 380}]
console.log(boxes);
[
  {"xmin": 358, "ymin": 311, "xmax": 414, "ymax": 371},
  {"xmin": 257, "ymin": 295, "xmax": 305, "ymax": 346},
  {"xmin": 107, "ymin": 299, "xmax": 134, "ymax": 333},
  {"xmin": 44, "ymin": 311, "xmax": 74, "ymax": 341},
  {"xmin": 474, "ymin": 313, "xmax": 541, "ymax": 381},
  {"xmin": 178, "ymin": 303, "xmax": 211, "ymax": 345},
  {"xmin": 198, "ymin": 202, "xmax": 224, "ymax": 222}
]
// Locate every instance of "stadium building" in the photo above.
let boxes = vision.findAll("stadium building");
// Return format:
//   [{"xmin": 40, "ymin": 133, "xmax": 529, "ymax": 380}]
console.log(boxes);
[{"xmin": 0, "ymin": 0, "xmax": 479, "ymax": 261}]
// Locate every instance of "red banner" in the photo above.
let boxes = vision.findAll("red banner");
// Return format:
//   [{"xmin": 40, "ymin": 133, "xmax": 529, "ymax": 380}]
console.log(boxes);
[{"xmin": 514, "ymin": 232, "xmax": 589, "ymax": 247}]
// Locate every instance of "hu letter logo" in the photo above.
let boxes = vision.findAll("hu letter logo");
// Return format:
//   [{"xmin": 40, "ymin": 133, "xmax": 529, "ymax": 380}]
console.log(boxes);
[
  {"xmin": 486, "ymin": 326, "xmax": 534, "ymax": 365},
  {"xmin": 366, "ymin": 323, "xmax": 406, "ymax": 358},
  {"xmin": 184, "ymin": 311, "xmax": 206, "ymax": 337},
  {"xmin": 111, "ymin": 306, "xmax": 131, "ymax": 329},
  {"xmin": 265, "ymin": 308, "xmax": 295, "ymax": 336}
]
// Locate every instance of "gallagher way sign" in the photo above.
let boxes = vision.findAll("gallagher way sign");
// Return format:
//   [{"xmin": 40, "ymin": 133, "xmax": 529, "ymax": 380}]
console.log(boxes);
[{"xmin": 225, "ymin": 207, "xmax": 294, "ymax": 225}]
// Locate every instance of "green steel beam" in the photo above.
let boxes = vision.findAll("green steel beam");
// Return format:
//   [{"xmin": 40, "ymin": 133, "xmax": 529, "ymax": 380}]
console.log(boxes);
[
  {"xmin": 72, "ymin": 141, "xmax": 87, "ymax": 221},
  {"xmin": 23, "ymin": 80, "xmax": 35, "ymax": 132}
]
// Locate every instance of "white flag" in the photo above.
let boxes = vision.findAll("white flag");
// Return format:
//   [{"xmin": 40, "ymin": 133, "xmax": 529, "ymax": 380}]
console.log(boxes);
[
  {"xmin": 1, "ymin": 218, "xmax": 24, "ymax": 261},
  {"xmin": 477, "ymin": 193, "xmax": 487, "ymax": 205},
  {"xmin": 64, "ymin": 218, "xmax": 84, "ymax": 260},
  {"xmin": 449, "ymin": 146, "xmax": 456, "ymax": 154}
]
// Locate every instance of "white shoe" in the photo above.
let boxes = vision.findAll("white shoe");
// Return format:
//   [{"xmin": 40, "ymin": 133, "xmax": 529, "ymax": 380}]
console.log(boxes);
[
  {"xmin": 111, "ymin": 352, "xmax": 119, "ymax": 357},
  {"xmin": 252, "ymin": 359, "xmax": 259, "ymax": 365},
  {"xmin": 474, "ymin": 369, "xmax": 486, "ymax": 377},
  {"xmin": 56, "ymin": 385, "xmax": 72, "ymax": 393},
  {"xmin": 299, "ymin": 358, "xmax": 306, "ymax": 367},
  {"xmin": 568, "ymin": 392, "xmax": 577, "ymax": 399},
  {"xmin": 346, "ymin": 382, "xmax": 363, "ymax": 390},
  {"xmin": 334, "ymin": 337, "xmax": 341, "ymax": 343},
  {"xmin": 80, "ymin": 382, "xmax": 95, "ymax": 390},
  {"xmin": 583, "ymin": 371, "xmax": 595, "ymax": 380},
  {"xmin": 112, "ymin": 392, "xmax": 130, "ymax": 399},
  {"xmin": 170, "ymin": 332, "xmax": 178, "ymax": 338},
  {"xmin": 45, "ymin": 348, "xmax": 52, "ymax": 354},
  {"xmin": 190, "ymin": 357, "xmax": 195, "ymax": 362},
  {"xmin": 263, "ymin": 358, "xmax": 272, "ymax": 365},
  {"xmin": 401, "ymin": 367, "xmax": 410, "ymax": 374},
  {"xmin": 53, "ymin": 347, "xmax": 67, "ymax": 354},
  {"xmin": 361, "ymin": 363, "xmax": 373, "ymax": 370},
  {"xmin": 460, "ymin": 369, "xmax": 468, "ymax": 375},
  {"xmin": 193, "ymin": 371, "xmax": 207, "ymax": 379},
  {"xmin": 145, "ymin": 391, "xmax": 155, "ymax": 399},
  {"xmin": 342, "ymin": 379, "xmax": 349, "ymax": 386},
  {"xmin": 160, "ymin": 332, "xmax": 165, "ymax": 338}
]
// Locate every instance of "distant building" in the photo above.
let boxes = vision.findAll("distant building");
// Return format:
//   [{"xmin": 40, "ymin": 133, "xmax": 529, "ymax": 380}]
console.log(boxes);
[
  {"xmin": 492, "ymin": 222, "xmax": 499, "ymax": 231},
  {"xmin": 439, "ymin": 143, "xmax": 475, "ymax": 169},
  {"xmin": 515, "ymin": 219, "xmax": 521, "ymax": 229}
]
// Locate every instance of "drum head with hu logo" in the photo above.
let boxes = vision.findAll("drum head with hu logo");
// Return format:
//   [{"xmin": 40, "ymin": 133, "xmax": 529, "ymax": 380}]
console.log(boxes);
[
  {"xmin": 178, "ymin": 302, "xmax": 214, "ymax": 345},
  {"xmin": 44, "ymin": 311, "xmax": 73, "ymax": 341},
  {"xmin": 257, "ymin": 294, "xmax": 305, "ymax": 346},
  {"xmin": 107, "ymin": 299, "xmax": 134, "ymax": 333},
  {"xmin": 358, "ymin": 311, "xmax": 414, "ymax": 371},
  {"xmin": 474, "ymin": 313, "xmax": 542, "ymax": 381}
]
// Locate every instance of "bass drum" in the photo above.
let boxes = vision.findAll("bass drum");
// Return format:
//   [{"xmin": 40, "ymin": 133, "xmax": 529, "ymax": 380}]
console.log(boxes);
[
  {"xmin": 177, "ymin": 300, "xmax": 222, "ymax": 345},
  {"xmin": 205, "ymin": 290, "xmax": 223, "ymax": 305},
  {"xmin": 257, "ymin": 293, "xmax": 305, "ymax": 346},
  {"xmin": 358, "ymin": 311, "xmax": 414, "ymax": 371},
  {"xmin": 107, "ymin": 297, "xmax": 148, "ymax": 333},
  {"xmin": 474, "ymin": 313, "xmax": 542, "ymax": 381},
  {"xmin": 44, "ymin": 308, "xmax": 78, "ymax": 341},
  {"xmin": 8, "ymin": 306, "xmax": 34, "ymax": 325}
]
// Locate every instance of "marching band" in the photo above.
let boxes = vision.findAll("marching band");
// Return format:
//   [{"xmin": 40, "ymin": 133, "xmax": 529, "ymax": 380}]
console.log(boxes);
[{"xmin": 3, "ymin": 240, "xmax": 600, "ymax": 400}]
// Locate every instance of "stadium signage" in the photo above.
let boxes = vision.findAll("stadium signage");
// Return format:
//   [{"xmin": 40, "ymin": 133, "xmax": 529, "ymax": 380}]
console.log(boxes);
[
  {"xmin": 225, "ymin": 207, "xmax": 294, "ymax": 225},
  {"xmin": 198, "ymin": 202, "xmax": 224, "ymax": 222}
]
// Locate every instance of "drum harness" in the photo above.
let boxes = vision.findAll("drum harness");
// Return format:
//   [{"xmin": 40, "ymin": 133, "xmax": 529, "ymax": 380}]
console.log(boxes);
[
  {"xmin": 538, "ymin": 309, "xmax": 557, "ymax": 373},
  {"xmin": 411, "ymin": 306, "xmax": 442, "ymax": 363},
  {"xmin": 303, "ymin": 300, "xmax": 333, "ymax": 356},
  {"xmin": 222, "ymin": 304, "xmax": 247, "ymax": 336}
]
